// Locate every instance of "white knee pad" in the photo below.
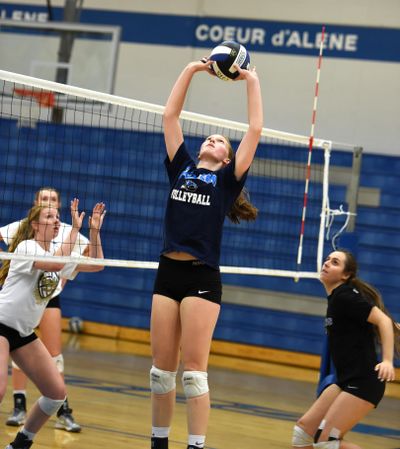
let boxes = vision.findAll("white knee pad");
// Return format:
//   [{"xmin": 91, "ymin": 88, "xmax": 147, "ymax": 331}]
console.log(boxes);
[
  {"xmin": 53, "ymin": 354, "xmax": 64, "ymax": 373},
  {"xmin": 182, "ymin": 371, "xmax": 209, "ymax": 398},
  {"xmin": 38, "ymin": 395, "xmax": 66, "ymax": 416},
  {"xmin": 313, "ymin": 441, "xmax": 340, "ymax": 449},
  {"xmin": 11, "ymin": 360, "xmax": 21, "ymax": 370},
  {"xmin": 292, "ymin": 425, "xmax": 314, "ymax": 447},
  {"xmin": 150, "ymin": 365, "xmax": 177, "ymax": 394}
]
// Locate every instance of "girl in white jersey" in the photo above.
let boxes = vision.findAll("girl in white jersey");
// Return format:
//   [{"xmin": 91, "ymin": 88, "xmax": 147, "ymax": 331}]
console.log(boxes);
[
  {"xmin": 150, "ymin": 58, "xmax": 263, "ymax": 449},
  {"xmin": 0, "ymin": 187, "xmax": 88, "ymax": 432},
  {"xmin": 0, "ymin": 199, "xmax": 106, "ymax": 449}
]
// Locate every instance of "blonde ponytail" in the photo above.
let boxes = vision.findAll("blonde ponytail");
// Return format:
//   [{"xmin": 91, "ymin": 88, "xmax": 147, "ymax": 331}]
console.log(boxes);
[{"xmin": 0, "ymin": 205, "xmax": 43, "ymax": 285}]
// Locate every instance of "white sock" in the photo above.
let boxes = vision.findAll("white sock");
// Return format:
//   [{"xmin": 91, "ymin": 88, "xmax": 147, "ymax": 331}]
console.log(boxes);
[
  {"xmin": 152, "ymin": 426, "xmax": 170, "ymax": 438},
  {"xmin": 21, "ymin": 427, "xmax": 36, "ymax": 441},
  {"xmin": 14, "ymin": 390, "xmax": 26, "ymax": 396},
  {"xmin": 188, "ymin": 434, "xmax": 205, "ymax": 448}
]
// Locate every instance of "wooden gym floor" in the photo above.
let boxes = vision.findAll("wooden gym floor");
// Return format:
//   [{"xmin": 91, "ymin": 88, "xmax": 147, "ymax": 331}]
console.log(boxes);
[{"xmin": 1, "ymin": 331, "xmax": 399, "ymax": 449}]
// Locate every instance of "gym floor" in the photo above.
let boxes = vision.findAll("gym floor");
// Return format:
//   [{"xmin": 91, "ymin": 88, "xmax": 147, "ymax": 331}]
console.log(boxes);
[{"xmin": 1, "ymin": 332, "xmax": 399, "ymax": 449}]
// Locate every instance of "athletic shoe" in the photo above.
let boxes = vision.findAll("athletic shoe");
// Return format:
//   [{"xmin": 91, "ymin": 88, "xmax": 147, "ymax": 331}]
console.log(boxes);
[
  {"xmin": 5, "ymin": 431, "xmax": 33, "ymax": 448},
  {"xmin": 6, "ymin": 393, "xmax": 27, "ymax": 427},
  {"xmin": 5, "ymin": 408, "xmax": 26, "ymax": 427},
  {"xmin": 55, "ymin": 411, "xmax": 82, "ymax": 433}
]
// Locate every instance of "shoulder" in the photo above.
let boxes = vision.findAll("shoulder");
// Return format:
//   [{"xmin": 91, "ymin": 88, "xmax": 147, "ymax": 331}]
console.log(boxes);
[
  {"xmin": 331, "ymin": 283, "xmax": 373, "ymax": 315},
  {"xmin": 14, "ymin": 239, "xmax": 39, "ymax": 254},
  {"xmin": 331, "ymin": 283, "xmax": 360, "ymax": 302},
  {"xmin": 0, "ymin": 219, "xmax": 22, "ymax": 238}
]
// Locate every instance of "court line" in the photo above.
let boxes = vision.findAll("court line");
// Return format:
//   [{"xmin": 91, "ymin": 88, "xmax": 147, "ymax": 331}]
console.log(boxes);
[{"xmin": 63, "ymin": 373, "xmax": 400, "ymax": 440}]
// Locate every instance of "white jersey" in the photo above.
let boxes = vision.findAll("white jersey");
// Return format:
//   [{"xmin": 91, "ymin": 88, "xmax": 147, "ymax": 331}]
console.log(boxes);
[
  {"xmin": 0, "ymin": 240, "xmax": 77, "ymax": 337},
  {"xmin": 0, "ymin": 220, "xmax": 89, "ymax": 255}
]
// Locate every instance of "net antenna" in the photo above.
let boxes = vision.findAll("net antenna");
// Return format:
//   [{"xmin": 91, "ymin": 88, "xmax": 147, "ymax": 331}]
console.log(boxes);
[{"xmin": 296, "ymin": 25, "xmax": 326, "ymax": 275}]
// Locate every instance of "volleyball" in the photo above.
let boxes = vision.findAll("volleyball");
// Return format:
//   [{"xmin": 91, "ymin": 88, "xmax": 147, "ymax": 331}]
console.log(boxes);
[
  {"xmin": 69, "ymin": 316, "xmax": 84, "ymax": 333},
  {"xmin": 209, "ymin": 41, "xmax": 250, "ymax": 81}
]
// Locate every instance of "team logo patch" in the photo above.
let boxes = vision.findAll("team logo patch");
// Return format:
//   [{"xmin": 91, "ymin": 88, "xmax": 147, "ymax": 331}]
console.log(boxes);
[
  {"xmin": 182, "ymin": 179, "xmax": 198, "ymax": 192},
  {"xmin": 34, "ymin": 271, "xmax": 60, "ymax": 304}
]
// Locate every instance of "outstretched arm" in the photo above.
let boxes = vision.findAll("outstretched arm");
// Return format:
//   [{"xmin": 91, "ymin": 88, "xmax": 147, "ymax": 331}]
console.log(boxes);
[
  {"xmin": 55, "ymin": 198, "xmax": 84, "ymax": 257},
  {"xmin": 76, "ymin": 202, "xmax": 106, "ymax": 272},
  {"xmin": 163, "ymin": 59, "xmax": 214, "ymax": 161},
  {"xmin": 234, "ymin": 66, "xmax": 263, "ymax": 180}
]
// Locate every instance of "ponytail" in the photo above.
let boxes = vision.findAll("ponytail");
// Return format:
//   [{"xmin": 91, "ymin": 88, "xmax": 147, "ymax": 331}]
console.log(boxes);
[
  {"xmin": 227, "ymin": 187, "xmax": 258, "ymax": 224},
  {"xmin": 0, "ymin": 205, "xmax": 43, "ymax": 286}
]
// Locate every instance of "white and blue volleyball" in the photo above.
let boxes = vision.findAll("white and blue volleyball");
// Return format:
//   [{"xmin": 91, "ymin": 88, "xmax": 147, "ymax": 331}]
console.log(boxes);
[{"xmin": 209, "ymin": 41, "xmax": 250, "ymax": 81}]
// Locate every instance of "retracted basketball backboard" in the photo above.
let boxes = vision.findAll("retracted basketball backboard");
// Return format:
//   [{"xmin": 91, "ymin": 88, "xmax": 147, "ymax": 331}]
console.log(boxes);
[{"xmin": 0, "ymin": 19, "xmax": 120, "ymax": 94}]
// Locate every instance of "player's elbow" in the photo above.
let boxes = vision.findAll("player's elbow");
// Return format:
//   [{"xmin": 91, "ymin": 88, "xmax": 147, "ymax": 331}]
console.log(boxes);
[{"xmin": 249, "ymin": 123, "xmax": 263, "ymax": 137}]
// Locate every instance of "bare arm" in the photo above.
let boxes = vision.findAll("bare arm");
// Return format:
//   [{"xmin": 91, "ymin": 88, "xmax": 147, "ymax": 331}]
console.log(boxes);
[
  {"xmin": 76, "ymin": 202, "xmax": 106, "ymax": 273},
  {"xmin": 234, "ymin": 66, "xmax": 263, "ymax": 180},
  {"xmin": 368, "ymin": 306, "xmax": 396, "ymax": 381},
  {"xmin": 163, "ymin": 59, "xmax": 214, "ymax": 161},
  {"xmin": 55, "ymin": 198, "xmax": 84, "ymax": 257}
]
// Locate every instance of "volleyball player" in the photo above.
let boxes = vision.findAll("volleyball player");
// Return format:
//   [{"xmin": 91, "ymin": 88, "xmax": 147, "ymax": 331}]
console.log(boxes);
[
  {"xmin": 150, "ymin": 59, "xmax": 262, "ymax": 449},
  {"xmin": 0, "ymin": 187, "xmax": 88, "ymax": 432},
  {"xmin": 1, "ymin": 199, "xmax": 105, "ymax": 449},
  {"xmin": 292, "ymin": 249, "xmax": 399, "ymax": 449}
]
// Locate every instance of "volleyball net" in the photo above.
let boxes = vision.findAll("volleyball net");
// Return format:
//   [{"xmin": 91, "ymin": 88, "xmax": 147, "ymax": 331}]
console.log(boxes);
[{"xmin": 0, "ymin": 69, "xmax": 335, "ymax": 279}]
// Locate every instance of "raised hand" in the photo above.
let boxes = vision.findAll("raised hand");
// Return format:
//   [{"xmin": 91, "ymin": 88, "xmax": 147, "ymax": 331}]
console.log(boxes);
[
  {"xmin": 233, "ymin": 64, "xmax": 259, "ymax": 81},
  {"xmin": 70, "ymin": 198, "xmax": 85, "ymax": 231},
  {"xmin": 89, "ymin": 202, "xmax": 106, "ymax": 232},
  {"xmin": 187, "ymin": 58, "xmax": 215, "ymax": 75}
]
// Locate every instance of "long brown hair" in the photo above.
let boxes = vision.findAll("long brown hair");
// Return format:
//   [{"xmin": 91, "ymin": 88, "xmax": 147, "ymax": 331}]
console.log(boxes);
[
  {"xmin": 340, "ymin": 249, "xmax": 400, "ymax": 355},
  {"xmin": 224, "ymin": 137, "xmax": 258, "ymax": 224},
  {"xmin": 0, "ymin": 205, "xmax": 44, "ymax": 286}
]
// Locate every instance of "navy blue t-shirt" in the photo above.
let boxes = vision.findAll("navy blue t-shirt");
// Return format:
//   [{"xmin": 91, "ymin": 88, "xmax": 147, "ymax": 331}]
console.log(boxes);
[
  {"xmin": 325, "ymin": 283, "xmax": 377, "ymax": 382},
  {"xmin": 162, "ymin": 142, "xmax": 247, "ymax": 269}
]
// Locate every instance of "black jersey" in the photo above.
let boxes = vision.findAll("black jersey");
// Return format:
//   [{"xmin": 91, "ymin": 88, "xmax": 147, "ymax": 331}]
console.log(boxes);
[
  {"xmin": 162, "ymin": 142, "xmax": 247, "ymax": 269},
  {"xmin": 325, "ymin": 283, "xmax": 377, "ymax": 383}
]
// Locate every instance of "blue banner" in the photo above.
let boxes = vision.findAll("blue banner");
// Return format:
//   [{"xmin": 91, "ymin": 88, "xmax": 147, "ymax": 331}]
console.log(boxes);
[{"xmin": 1, "ymin": 4, "xmax": 399, "ymax": 62}]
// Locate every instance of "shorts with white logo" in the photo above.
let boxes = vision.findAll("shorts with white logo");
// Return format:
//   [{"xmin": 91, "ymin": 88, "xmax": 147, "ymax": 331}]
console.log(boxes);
[
  {"xmin": 153, "ymin": 255, "xmax": 222, "ymax": 304},
  {"xmin": 337, "ymin": 373, "xmax": 385, "ymax": 407}
]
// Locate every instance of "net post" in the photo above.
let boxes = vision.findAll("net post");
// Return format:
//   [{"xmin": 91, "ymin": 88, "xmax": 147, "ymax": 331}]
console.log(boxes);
[
  {"xmin": 317, "ymin": 140, "xmax": 332, "ymax": 273},
  {"xmin": 346, "ymin": 146, "xmax": 363, "ymax": 232}
]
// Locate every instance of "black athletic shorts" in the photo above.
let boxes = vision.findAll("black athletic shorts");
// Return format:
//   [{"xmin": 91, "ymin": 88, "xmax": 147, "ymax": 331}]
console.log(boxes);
[
  {"xmin": 337, "ymin": 373, "xmax": 385, "ymax": 407},
  {"xmin": 0, "ymin": 323, "xmax": 38, "ymax": 352},
  {"xmin": 153, "ymin": 255, "xmax": 222, "ymax": 304},
  {"xmin": 46, "ymin": 294, "xmax": 61, "ymax": 309}
]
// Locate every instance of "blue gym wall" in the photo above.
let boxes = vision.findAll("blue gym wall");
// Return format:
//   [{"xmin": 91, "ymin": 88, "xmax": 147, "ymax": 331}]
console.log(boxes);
[
  {"xmin": 1, "ymin": 117, "xmax": 398, "ymax": 357},
  {"xmin": 1, "ymin": 1, "xmax": 399, "ymax": 357}
]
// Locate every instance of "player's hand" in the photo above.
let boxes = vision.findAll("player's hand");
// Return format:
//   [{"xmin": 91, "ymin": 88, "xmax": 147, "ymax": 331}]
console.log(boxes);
[
  {"xmin": 89, "ymin": 202, "xmax": 106, "ymax": 231},
  {"xmin": 233, "ymin": 64, "xmax": 259, "ymax": 81},
  {"xmin": 70, "ymin": 198, "xmax": 85, "ymax": 230},
  {"xmin": 187, "ymin": 58, "xmax": 215, "ymax": 75},
  {"xmin": 375, "ymin": 360, "xmax": 396, "ymax": 382}
]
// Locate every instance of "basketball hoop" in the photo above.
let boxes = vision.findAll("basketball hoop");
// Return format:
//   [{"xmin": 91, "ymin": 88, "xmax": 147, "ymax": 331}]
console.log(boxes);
[
  {"xmin": 13, "ymin": 87, "xmax": 55, "ymax": 108},
  {"xmin": 13, "ymin": 87, "xmax": 56, "ymax": 128}
]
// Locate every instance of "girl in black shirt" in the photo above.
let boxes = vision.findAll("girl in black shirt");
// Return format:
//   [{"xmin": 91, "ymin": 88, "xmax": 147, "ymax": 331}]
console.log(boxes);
[
  {"xmin": 150, "ymin": 58, "xmax": 263, "ymax": 449},
  {"xmin": 292, "ymin": 249, "xmax": 399, "ymax": 449}
]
